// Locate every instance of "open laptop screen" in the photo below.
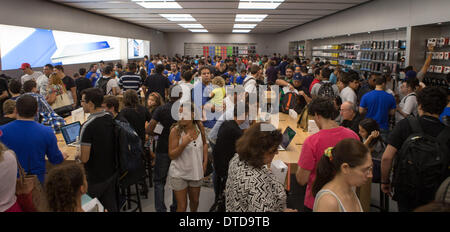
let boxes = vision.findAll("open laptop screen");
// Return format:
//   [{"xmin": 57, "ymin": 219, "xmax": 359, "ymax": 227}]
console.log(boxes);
[
  {"xmin": 280, "ymin": 126, "xmax": 296, "ymax": 149},
  {"xmin": 61, "ymin": 121, "xmax": 81, "ymax": 145}
]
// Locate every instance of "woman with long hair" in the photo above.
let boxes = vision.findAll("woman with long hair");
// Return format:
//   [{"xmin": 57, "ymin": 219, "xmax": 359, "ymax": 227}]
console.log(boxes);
[
  {"xmin": 46, "ymin": 73, "xmax": 71, "ymax": 110},
  {"xmin": 312, "ymin": 138, "xmax": 372, "ymax": 212},
  {"xmin": 168, "ymin": 102, "xmax": 208, "ymax": 212}
]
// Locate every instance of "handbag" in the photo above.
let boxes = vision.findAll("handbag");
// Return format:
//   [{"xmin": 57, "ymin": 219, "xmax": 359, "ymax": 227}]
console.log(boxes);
[
  {"xmin": 15, "ymin": 157, "xmax": 48, "ymax": 212},
  {"xmin": 51, "ymin": 89, "xmax": 72, "ymax": 110}
]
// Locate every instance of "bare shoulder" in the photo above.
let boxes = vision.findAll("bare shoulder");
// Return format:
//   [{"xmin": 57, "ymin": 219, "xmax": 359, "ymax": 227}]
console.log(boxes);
[{"xmin": 315, "ymin": 192, "xmax": 340, "ymax": 212}]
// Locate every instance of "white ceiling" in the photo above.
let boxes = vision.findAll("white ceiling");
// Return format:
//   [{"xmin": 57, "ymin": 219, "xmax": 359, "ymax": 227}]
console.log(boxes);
[{"xmin": 50, "ymin": 0, "xmax": 371, "ymax": 34}]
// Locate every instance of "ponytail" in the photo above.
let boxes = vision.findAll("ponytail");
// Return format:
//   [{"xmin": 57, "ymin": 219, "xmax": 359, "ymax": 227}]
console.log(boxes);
[
  {"xmin": 312, "ymin": 139, "xmax": 369, "ymax": 197},
  {"xmin": 312, "ymin": 148, "xmax": 337, "ymax": 197}
]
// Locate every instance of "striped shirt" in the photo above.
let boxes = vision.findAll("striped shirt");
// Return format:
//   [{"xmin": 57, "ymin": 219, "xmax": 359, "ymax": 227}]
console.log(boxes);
[{"xmin": 118, "ymin": 72, "xmax": 142, "ymax": 92}]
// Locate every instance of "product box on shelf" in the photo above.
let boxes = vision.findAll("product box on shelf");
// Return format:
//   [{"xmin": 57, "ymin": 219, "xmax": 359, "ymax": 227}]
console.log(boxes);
[
  {"xmin": 444, "ymin": 66, "xmax": 450, "ymax": 74},
  {"xmin": 439, "ymin": 52, "xmax": 445, "ymax": 60},
  {"xmin": 428, "ymin": 65, "xmax": 435, "ymax": 73},
  {"xmin": 428, "ymin": 38, "xmax": 437, "ymax": 46},
  {"xmin": 437, "ymin": 38, "xmax": 446, "ymax": 47},
  {"xmin": 445, "ymin": 52, "xmax": 450, "ymax": 60},
  {"xmin": 434, "ymin": 65, "xmax": 443, "ymax": 73}
]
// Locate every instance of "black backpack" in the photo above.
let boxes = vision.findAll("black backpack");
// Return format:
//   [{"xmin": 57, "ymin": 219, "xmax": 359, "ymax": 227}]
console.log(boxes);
[
  {"xmin": 317, "ymin": 81, "xmax": 336, "ymax": 99},
  {"xmin": 97, "ymin": 77, "xmax": 110, "ymax": 95},
  {"xmin": 393, "ymin": 117, "xmax": 450, "ymax": 208},
  {"xmin": 280, "ymin": 92, "xmax": 304, "ymax": 114},
  {"xmin": 113, "ymin": 119, "xmax": 146, "ymax": 188}
]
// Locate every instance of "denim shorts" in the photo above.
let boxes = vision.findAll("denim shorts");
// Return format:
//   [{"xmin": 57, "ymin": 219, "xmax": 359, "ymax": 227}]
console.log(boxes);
[{"xmin": 168, "ymin": 176, "xmax": 202, "ymax": 191}]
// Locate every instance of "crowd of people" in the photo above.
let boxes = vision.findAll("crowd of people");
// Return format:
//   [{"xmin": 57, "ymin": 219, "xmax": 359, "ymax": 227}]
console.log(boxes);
[{"xmin": 0, "ymin": 51, "xmax": 449, "ymax": 212}]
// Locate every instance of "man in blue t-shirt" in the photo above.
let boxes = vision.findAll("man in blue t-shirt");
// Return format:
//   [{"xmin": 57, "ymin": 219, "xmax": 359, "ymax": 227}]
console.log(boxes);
[
  {"xmin": 192, "ymin": 67, "xmax": 217, "ymax": 130},
  {"xmin": 147, "ymin": 58, "xmax": 156, "ymax": 76},
  {"xmin": 86, "ymin": 64, "xmax": 99, "ymax": 87},
  {"xmin": 0, "ymin": 95, "xmax": 67, "ymax": 183},
  {"xmin": 168, "ymin": 63, "xmax": 181, "ymax": 85},
  {"xmin": 234, "ymin": 69, "xmax": 247, "ymax": 85},
  {"xmin": 359, "ymin": 74, "xmax": 396, "ymax": 141}
]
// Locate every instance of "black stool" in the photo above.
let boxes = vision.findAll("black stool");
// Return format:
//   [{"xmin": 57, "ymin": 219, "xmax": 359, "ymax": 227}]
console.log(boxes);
[{"xmin": 120, "ymin": 183, "xmax": 143, "ymax": 212}]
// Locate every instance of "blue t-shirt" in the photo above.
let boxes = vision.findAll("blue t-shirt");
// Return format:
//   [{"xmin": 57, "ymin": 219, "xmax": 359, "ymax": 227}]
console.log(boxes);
[
  {"xmin": 440, "ymin": 107, "xmax": 450, "ymax": 123},
  {"xmin": 168, "ymin": 72, "xmax": 181, "ymax": 84},
  {"xmin": 235, "ymin": 75, "xmax": 246, "ymax": 85},
  {"xmin": 86, "ymin": 71, "xmax": 98, "ymax": 87},
  {"xmin": 329, "ymin": 73, "xmax": 337, "ymax": 85},
  {"xmin": 192, "ymin": 82, "xmax": 217, "ymax": 128},
  {"xmin": 0, "ymin": 120, "xmax": 64, "ymax": 183},
  {"xmin": 360, "ymin": 90, "xmax": 396, "ymax": 130},
  {"xmin": 147, "ymin": 62, "xmax": 155, "ymax": 76}
]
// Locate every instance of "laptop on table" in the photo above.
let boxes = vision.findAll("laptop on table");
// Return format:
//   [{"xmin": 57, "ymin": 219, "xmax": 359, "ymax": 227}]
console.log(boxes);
[
  {"xmin": 278, "ymin": 126, "xmax": 296, "ymax": 151},
  {"xmin": 60, "ymin": 121, "xmax": 81, "ymax": 147}
]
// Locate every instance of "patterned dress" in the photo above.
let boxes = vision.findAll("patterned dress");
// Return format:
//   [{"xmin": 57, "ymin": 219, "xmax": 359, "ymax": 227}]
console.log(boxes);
[{"xmin": 225, "ymin": 154, "xmax": 287, "ymax": 212}]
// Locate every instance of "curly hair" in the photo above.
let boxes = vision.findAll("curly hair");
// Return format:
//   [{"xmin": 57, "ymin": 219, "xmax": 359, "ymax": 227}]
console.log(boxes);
[
  {"xmin": 45, "ymin": 164, "xmax": 86, "ymax": 212},
  {"xmin": 416, "ymin": 86, "xmax": 447, "ymax": 115},
  {"xmin": 235, "ymin": 122, "xmax": 283, "ymax": 169}
]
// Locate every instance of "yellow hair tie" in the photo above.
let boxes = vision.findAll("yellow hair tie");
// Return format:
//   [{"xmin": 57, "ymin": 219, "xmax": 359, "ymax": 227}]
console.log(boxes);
[{"xmin": 324, "ymin": 147, "xmax": 334, "ymax": 161}]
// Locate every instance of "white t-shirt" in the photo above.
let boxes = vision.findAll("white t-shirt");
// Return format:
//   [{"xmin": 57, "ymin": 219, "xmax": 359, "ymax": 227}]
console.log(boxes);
[
  {"xmin": 243, "ymin": 75, "xmax": 257, "ymax": 95},
  {"xmin": 36, "ymin": 74, "xmax": 48, "ymax": 97},
  {"xmin": 340, "ymin": 86, "xmax": 357, "ymax": 104},
  {"xmin": 395, "ymin": 92, "xmax": 418, "ymax": 124},
  {"xmin": 106, "ymin": 78, "xmax": 119, "ymax": 95},
  {"xmin": 179, "ymin": 81, "xmax": 194, "ymax": 104},
  {"xmin": 21, "ymin": 71, "xmax": 44, "ymax": 85}
]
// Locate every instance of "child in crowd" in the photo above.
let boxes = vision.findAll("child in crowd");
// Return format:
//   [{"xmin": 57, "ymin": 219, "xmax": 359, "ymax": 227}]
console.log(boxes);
[
  {"xmin": 45, "ymin": 163, "xmax": 88, "ymax": 212},
  {"xmin": 358, "ymin": 118, "xmax": 385, "ymax": 183},
  {"xmin": 209, "ymin": 76, "xmax": 226, "ymax": 112}
]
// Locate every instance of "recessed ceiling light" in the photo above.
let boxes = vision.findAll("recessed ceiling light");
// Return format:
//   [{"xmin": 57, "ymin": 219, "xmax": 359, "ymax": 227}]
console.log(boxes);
[
  {"xmin": 233, "ymin": 24, "xmax": 257, "ymax": 29},
  {"xmin": 133, "ymin": 0, "xmax": 182, "ymax": 9},
  {"xmin": 160, "ymin": 14, "xmax": 196, "ymax": 21},
  {"xmin": 235, "ymin": 14, "xmax": 268, "ymax": 22},
  {"xmin": 233, "ymin": 29, "xmax": 251, "ymax": 33},
  {"xmin": 179, "ymin": 24, "xmax": 204, "ymax": 28},
  {"xmin": 238, "ymin": 0, "xmax": 284, "ymax": 10},
  {"xmin": 189, "ymin": 29, "xmax": 208, "ymax": 33}
]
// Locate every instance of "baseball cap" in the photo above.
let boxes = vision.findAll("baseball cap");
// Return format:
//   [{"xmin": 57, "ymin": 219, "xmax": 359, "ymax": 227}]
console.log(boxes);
[
  {"xmin": 20, "ymin": 63, "xmax": 31, "ymax": 70},
  {"xmin": 293, "ymin": 73, "xmax": 302, "ymax": 81},
  {"xmin": 405, "ymin": 70, "xmax": 417, "ymax": 80}
]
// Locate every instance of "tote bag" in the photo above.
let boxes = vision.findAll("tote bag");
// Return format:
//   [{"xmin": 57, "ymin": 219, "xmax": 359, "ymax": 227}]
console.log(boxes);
[{"xmin": 15, "ymin": 156, "xmax": 48, "ymax": 212}]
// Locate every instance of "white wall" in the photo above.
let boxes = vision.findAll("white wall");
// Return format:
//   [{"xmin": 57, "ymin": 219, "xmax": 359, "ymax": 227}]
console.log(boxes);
[
  {"xmin": 0, "ymin": 0, "xmax": 167, "ymax": 55},
  {"xmin": 277, "ymin": 0, "xmax": 450, "ymax": 55},
  {"xmin": 166, "ymin": 33, "xmax": 278, "ymax": 57}
]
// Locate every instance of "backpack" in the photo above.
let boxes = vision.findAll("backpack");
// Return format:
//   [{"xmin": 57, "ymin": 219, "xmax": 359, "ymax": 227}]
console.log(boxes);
[
  {"xmin": 280, "ymin": 92, "xmax": 301, "ymax": 114},
  {"xmin": 317, "ymin": 81, "xmax": 336, "ymax": 99},
  {"xmin": 113, "ymin": 119, "xmax": 146, "ymax": 188},
  {"xmin": 96, "ymin": 77, "xmax": 110, "ymax": 95},
  {"xmin": 392, "ymin": 117, "xmax": 450, "ymax": 208}
]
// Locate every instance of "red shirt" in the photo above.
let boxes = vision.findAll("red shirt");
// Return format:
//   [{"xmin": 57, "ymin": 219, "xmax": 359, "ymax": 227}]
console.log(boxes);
[
  {"xmin": 298, "ymin": 127, "xmax": 360, "ymax": 209},
  {"xmin": 309, "ymin": 78, "xmax": 320, "ymax": 93}
]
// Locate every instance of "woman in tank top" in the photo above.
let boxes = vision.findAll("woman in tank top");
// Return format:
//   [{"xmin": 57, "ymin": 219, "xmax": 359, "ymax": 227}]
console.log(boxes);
[
  {"xmin": 312, "ymin": 138, "xmax": 373, "ymax": 212},
  {"xmin": 168, "ymin": 102, "xmax": 208, "ymax": 212}
]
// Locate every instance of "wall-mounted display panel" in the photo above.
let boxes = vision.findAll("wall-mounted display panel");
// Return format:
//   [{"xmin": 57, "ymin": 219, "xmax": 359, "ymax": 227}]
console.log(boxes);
[{"xmin": 0, "ymin": 24, "xmax": 122, "ymax": 70}]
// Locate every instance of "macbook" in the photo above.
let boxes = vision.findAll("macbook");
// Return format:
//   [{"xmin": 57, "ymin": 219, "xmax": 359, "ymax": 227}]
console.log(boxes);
[
  {"xmin": 60, "ymin": 121, "xmax": 81, "ymax": 147},
  {"xmin": 278, "ymin": 126, "xmax": 296, "ymax": 151}
]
